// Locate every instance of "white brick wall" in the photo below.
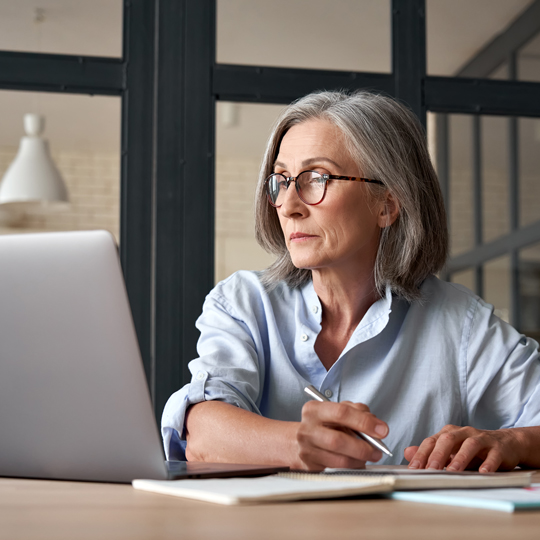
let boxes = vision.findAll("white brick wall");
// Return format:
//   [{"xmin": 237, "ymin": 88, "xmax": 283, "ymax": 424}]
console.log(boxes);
[
  {"xmin": 0, "ymin": 147, "xmax": 120, "ymax": 241},
  {"xmin": 214, "ymin": 156, "xmax": 275, "ymax": 283}
]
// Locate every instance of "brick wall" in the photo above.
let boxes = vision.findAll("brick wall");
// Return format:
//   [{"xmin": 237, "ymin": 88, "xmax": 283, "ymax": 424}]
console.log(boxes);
[
  {"xmin": 0, "ymin": 147, "xmax": 120, "ymax": 241},
  {"xmin": 215, "ymin": 155, "xmax": 275, "ymax": 283}
]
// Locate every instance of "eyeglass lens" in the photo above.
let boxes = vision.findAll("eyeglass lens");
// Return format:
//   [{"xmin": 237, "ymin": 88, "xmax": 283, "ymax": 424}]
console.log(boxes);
[{"xmin": 266, "ymin": 171, "xmax": 326, "ymax": 206}]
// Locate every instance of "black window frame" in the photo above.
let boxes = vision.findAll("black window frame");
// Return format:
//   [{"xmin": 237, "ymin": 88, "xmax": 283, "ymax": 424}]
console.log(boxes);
[{"xmin": 1, "ymin": 0, "xmax": 540, "ymax": 420}]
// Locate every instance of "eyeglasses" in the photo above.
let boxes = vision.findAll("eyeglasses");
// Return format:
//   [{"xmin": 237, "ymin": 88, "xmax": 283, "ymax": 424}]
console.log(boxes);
[{"xmin": 264, "ymin": 170, "xmax": 384, "ymax": 208}]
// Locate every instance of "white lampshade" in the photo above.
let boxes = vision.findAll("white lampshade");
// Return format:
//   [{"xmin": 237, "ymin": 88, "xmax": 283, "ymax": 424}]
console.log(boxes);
[{"xmin": 0, "ymin": 114, "xmax": 68, "ymax": 206}]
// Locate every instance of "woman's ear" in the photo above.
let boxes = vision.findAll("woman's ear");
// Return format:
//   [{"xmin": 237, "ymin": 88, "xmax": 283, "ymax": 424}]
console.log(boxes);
[{"xmin": 377, "ymin": 191, "xmax": 400, "ymax": 229}]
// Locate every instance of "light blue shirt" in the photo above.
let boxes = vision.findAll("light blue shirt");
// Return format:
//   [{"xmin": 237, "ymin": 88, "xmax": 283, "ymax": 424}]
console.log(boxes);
[{"xmin": 161, "ymin": 271, "xmax": 540, "ymax": 464}]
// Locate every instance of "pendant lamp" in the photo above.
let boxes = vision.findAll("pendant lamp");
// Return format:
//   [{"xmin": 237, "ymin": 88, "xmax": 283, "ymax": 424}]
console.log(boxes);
[{"xmin": 0, "ymin": 113, "xmax": 69, "ymax": 207}]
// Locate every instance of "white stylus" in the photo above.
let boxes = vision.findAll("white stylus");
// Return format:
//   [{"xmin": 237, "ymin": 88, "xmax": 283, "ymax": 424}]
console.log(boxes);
[{"xmin": 304, "ymin": 385, "xmax": 393, "ymax": 457}]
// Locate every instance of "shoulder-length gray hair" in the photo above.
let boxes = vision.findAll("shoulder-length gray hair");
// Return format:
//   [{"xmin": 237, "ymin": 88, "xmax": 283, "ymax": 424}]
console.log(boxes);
[{"xmin": 254, "ymin": 90, "xmax": 448, "ymax": 302}]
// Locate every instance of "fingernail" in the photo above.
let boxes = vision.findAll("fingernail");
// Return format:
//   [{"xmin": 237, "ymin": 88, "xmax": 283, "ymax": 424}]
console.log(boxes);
[
  {"xmin": 479, "ymin": 467, "xmax": 489, "ymax": 473},
  {"xmin": 427, "ymin": 461, "xmax": 440, "ymax": 470},
  {"xmin": 408, "ymin": 460, "xmax": 420, "ymax": 469},
  {"xmin": 447, "ymin": 464, "xmax": 457, "ymax": 471},
  {"xmin": 375, "ymin": 424, "xmax": 388, "ymax": 437}
]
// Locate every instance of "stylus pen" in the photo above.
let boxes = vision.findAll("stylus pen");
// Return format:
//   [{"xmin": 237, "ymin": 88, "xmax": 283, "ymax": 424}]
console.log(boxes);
[{"xmin": 304, "ymin": 385, "xmax": 393, "ymax": 457}]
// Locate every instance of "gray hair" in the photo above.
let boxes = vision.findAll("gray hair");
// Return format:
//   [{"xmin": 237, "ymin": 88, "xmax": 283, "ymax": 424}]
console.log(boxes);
[{"xmin": 254, "ymin": 90, "xmax": 448, "ymax": 302}]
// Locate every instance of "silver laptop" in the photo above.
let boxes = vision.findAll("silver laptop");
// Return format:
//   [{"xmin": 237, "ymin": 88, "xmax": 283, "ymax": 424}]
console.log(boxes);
[{"xmin": 0, "ymin": 230, "xmax": 287, "ymax": 483}]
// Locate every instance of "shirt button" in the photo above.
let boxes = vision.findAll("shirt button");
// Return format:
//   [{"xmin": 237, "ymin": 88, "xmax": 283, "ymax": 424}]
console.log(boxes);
[
  {"xmin": 324, "ymin": 389, "xmax": 333, "ymax": 398},
  {"xmin": 312, "ymin": 305, "xmax": 319, "ymax": 314},
  {"xmin": 196, "ymin": 372, "xmax": 205, "ymax": 380},
  {"xmin": 301, "ymin": 334, "xmax": 309, "ymax": 342}
]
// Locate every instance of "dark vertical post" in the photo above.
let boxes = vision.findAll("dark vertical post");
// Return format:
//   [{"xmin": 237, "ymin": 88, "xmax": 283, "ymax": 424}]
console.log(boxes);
[
  {"xmin": 392, "ymin": 0, "xmax": 426, "ymax": 126},
  {"xmin": 121, "ymin": 0, "xmax": 156, "ymax": 390},
  {"xmin": 152, "ymin": 0, "xmax": 216, "ymax": 419},
  {"xmin": 152, "ymin": 0, "xmax": 187, "ymax": 419},
  {"xmin": 435, "ymin": 113, "xmax": 450, "ymax": 280},
  {"xmin": 180, "ymin": 0, "xmax": 216, "ymax": 387},
  {"xmin": 435, "ymin": 114, "xmax": 449, "ymax": 212},
  {"xmin": 508, "ymin": 53, "xmax": 521, "ymax": 329},
  {"xmin": 473, "ymin": 115, "xmax": 484, "ymax": 297}
]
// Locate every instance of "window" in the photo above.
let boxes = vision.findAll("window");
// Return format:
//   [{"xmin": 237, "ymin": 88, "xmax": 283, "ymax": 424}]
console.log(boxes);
[{"xmin": 3, "ymin": 0, "xmax": 540, "ymax": 417}]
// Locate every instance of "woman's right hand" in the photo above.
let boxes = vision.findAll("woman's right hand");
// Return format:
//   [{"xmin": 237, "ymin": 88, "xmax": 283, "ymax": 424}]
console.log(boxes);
[{"xmin": 294, "ymin": 400, "xmax": 389, "ymax": 470}]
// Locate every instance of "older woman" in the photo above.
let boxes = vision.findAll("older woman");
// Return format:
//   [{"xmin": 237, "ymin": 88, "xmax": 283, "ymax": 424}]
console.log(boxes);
[{"xmin": 162, "ymin": 90, "xmax": 540, "ymax": 472}]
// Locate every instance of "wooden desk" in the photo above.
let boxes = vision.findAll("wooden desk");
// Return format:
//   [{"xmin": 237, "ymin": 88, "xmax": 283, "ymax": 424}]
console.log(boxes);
[{"xmin": 1, "ymin": 475, "xmax": 539, "ymax": 540}]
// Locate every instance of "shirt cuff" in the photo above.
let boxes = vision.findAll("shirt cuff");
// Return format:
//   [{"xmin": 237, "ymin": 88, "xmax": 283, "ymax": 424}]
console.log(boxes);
[{"xmin": 161, "ymin": 370, "xmax": 209, "ymax": 460}]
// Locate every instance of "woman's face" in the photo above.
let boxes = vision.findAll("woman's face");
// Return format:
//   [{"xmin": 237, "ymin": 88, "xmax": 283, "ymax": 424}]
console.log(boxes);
[{"xmin": 274, "ymin": 118, "xmax": 389, "ymax": 276}]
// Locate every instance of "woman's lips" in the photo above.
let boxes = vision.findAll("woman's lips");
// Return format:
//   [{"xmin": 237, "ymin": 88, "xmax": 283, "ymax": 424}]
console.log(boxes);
[{"xmin": 290, "ymin": 233, "xmax": 318, "ymax": 242}]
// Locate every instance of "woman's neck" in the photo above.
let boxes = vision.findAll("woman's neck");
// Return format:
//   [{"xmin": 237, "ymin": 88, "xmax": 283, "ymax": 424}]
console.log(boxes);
[
  {"xmin": 311, "ymin": 266, "xmax": 380, "ymax": 371},
  {"xmin": 312, "ymin": 266, "xmax": 380, "ymax": 332}
]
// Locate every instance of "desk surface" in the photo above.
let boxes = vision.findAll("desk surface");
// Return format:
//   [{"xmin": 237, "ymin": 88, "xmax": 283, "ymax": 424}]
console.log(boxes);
[{"xmin": 1, "ymin": 474, "xmax": 540, "ymax": 540}]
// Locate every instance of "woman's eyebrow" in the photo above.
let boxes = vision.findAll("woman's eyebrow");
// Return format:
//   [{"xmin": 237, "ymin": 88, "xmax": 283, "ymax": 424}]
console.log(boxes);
[
  {"xmin": 302, "ymin": 157, "xmax": 342, "ymax": 169},
  {"xmin": 273, "ymin": 157, "xmax": 343, "ymax": 170}
]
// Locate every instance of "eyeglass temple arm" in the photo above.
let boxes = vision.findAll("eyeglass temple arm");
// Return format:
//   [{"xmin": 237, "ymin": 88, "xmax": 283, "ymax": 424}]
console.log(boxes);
[{"xmin": 327, "ymin": 174, "xmax": 384, "ymax": 186}]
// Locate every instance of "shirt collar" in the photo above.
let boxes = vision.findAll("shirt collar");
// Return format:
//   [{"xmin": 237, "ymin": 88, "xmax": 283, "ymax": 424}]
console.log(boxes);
[{"xmin": 301, "ymin": 280, "xmax": 393, "ymax": 349}]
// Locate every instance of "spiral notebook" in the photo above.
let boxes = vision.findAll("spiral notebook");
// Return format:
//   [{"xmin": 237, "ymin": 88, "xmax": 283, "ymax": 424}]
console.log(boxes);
[
  {"xmin": 132, "ymin": 468, "xmax": 533, "ymax": 505},
  {"xmin": 133, "ymin": 473, "xmax": 395, "ymax": 505}
]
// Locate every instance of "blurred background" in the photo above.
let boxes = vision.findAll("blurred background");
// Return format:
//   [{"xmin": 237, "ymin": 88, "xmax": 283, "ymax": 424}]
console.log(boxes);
[{"xmin": 1, "ymin": 1, "xmax": 539, "ymax": 410}]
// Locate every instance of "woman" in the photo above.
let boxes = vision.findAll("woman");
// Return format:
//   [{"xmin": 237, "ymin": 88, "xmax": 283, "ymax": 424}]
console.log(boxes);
[{"xmin": 162, "ymin": 90, "xmax": 540, "ymax": 472}]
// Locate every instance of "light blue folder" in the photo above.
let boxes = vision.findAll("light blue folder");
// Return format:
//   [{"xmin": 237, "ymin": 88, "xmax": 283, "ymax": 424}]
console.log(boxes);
[{"xmin": 389, "ymin": 484, "xmax": 540, "ymax": 512}]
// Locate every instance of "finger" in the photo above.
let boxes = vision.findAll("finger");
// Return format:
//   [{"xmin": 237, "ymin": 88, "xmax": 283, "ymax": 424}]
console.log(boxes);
[
  {"xmin": 298, "ymin": 444, "xmax": 369, "ymax": 471},
  {"xmin": 404, "ymin": 446, "xmax": 419, "ymax": 463},
  {"xmin": 315, "ymin": 424, "xmax": 383, "ymax": 463},
  {"xmin": 302, "ymin": 401, "xmax": 388, "ymax": 440},
  {"xmin": 407, "ymin": 436, "xmax": 438, "ymax": 469},
  {"xmin": 446, "ymin": 436, "xmax": 487, "ymax": 471},
  {"xmin": 478, "ymin": 447, "xmax": 504, "ymax": 473},
  {"xmin": 298, "ymin": 423, "xmax": 382, "ymax": 465},
  {"xmin": 425, "ymin": 430, "xmax": 469, "ymax": 470}
]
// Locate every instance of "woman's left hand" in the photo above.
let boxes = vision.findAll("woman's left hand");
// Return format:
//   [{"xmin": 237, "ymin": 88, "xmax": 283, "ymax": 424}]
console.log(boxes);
[{"xmin": 404, "ymin": 425, "xmax": 522, "ymax": 473}]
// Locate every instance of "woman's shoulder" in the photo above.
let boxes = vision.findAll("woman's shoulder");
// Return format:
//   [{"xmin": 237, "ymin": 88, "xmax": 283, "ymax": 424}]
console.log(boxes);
[
  {"xmin": 417, "ymin": 275, "xmax": 492, "ymax": 323},
  {"xmin": 206, "ymin": 270, "xmax": 300, "ymax": 316},
  {"xmin": 421, "ymin": 274, "xmax": 480, "ymax": 305}
]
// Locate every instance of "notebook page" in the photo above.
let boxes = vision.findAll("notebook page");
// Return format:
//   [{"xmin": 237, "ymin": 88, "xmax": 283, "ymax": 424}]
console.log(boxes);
[{"xmin": 133, "ymin": 474, "xmax": 394, "ymax": 505}]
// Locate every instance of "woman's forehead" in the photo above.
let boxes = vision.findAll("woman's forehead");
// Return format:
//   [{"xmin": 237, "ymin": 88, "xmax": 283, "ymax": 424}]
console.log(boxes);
[{"xmin": 276, "ymin": 119, "xmax": 355, "ymax": 169}]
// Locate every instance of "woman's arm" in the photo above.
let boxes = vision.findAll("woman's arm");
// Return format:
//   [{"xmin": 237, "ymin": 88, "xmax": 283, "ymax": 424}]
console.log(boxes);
[
  {"xmin": 404, "ymin": 425, "xmax": 540, "ymax": 472},
  {"xmin": 185, "ymin": 401, "xmax": 300, "ymax": 466},
  {"xmin": 185, "ymin": 400, "xmax": 388, "ymax": 470}
]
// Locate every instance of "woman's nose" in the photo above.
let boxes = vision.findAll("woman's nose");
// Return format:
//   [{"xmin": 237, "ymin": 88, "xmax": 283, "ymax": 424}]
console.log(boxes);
[{"xmin": 279, "ymin": 180, "xmax": 307, "ymax": 218}]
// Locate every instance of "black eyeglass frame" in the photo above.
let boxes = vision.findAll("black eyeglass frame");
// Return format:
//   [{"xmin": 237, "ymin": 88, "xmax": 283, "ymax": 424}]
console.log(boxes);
[{"xmin": 264, "ymin": 170, "xmax": 385, "ymax": 208}]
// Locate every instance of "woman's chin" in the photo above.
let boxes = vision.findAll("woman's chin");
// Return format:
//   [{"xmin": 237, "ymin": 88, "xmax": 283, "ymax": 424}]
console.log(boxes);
[
  {"xmin": 290, "ymin": 258, "xmax": 313, "ymax": 270},
  {"xmin": 289, "ymin": 256, "xmax": 323, "ymax": 270}
]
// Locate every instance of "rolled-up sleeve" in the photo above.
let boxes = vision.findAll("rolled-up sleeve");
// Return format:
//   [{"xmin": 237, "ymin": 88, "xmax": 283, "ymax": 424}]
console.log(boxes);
[{"xmin": 161, "ymin": 276, "xmax": 266, "ymax": 460}]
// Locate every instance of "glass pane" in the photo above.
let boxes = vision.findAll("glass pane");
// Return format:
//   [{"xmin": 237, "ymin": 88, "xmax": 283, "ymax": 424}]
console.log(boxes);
[
  {"xmin": 489, "ymin": 61, "xmax": 509, "ymax": 80},
  {"xmin": 482, "ymin": 115, "xmax": 509, "ymax": 243},
  {"xmin": 217, "ymin": 0, "xmax": 391, "ymax": 72},
  {"xmin": 215, "ymin": 102, "xmax": 285, "ymax": 283},
  {"xmin": 451, "ymin": 268, "xmax": 475, "ymax": 293},
  {"xmin": 519, "ymin": 117, "xmax": 540, "ymax": 228},
  {"xmin": 449, "ymin": 114, "xmax": 474, "ymax": 255},
  {"xmin": 0, "ymin": 91, "xmax": 121, "ymax": 241},
  {"xmin": 520, "ymin": 243, "xmax": 540, "ymax": 340},
  {"xmin": 427, "ymin": 0, "xmax": 532, "ymax": 76},
  {"xmin": 518, "ymin": 31, "xmax": 540, "ymax": 82},
  {"xmin": 484, "ymin": 255, "xmax": 511, "ymax": 323},
  {"xmin": 0, "ymin": 1, "xmax": 122, "ymax": 57}
]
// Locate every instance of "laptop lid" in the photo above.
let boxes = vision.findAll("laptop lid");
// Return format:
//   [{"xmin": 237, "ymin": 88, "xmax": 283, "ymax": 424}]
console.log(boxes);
[{"xmin": 0, "ymin": 230, "xmax": 169, "ymax": 483}]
